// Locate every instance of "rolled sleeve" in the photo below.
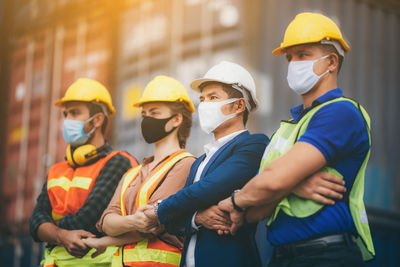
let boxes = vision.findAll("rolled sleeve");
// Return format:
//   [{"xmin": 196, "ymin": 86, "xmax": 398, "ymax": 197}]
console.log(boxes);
[
  {"xmin": 298, "ymin": 101, "xmax": 369, "ymax": 163},
  {"xmin": 96, "ymin": 173, "xmax": 125, "ymax": 232}
]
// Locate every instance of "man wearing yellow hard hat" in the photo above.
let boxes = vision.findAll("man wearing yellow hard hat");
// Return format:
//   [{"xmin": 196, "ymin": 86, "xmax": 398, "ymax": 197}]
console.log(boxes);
[
  {"xmin": 218, "ymin": 12, "xmax": 375, "ymax": 266},
  {"xmin": 29, "ymin": 78, "xmax": 138, "ymax": 266}
]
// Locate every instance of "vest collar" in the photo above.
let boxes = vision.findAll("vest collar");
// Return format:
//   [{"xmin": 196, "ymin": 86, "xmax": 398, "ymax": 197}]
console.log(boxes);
[{"xmin": 290, "ymin": 88, "xmax": 343, "ymax": 122}]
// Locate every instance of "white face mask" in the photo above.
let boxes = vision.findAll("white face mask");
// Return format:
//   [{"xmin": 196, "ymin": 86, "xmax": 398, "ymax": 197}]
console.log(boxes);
[
  {"xmin": 287, "ymin": 55, "xmax": 330, "ymax": 95},
  {"xmin": 198, "ymin": 98, "xmax": 238, "ymax": 134}
]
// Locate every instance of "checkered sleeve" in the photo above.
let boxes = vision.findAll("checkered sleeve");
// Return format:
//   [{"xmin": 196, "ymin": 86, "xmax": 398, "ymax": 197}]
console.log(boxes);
[{"xmin": 29, "ymin": 179, "xmax": 54, "ymax": 242}]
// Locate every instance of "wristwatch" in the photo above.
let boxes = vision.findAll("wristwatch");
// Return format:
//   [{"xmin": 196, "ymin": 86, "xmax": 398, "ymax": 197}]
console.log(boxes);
[
  {"xmin": 153, "ymin": 200, "xmax": 162, "ymax": 216},
  {"xmin": 231, "ymin": 189, "xmax": 247, "ymax": 212}
]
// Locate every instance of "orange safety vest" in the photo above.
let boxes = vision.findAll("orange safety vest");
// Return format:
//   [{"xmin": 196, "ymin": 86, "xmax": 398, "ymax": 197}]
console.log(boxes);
[
  {"xmin": 113, "ymin": 150, "xmax": 194, "ymax": 267},
  {"xmin": 47, "ymin": 151, "xmax": 137, "ymax": 221}
]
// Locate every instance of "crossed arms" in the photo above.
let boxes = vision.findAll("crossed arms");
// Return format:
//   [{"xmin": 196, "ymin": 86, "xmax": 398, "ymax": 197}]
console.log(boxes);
[{"xmin": 132, "ymin": 142, "xmax": 344, "ymax": 237}]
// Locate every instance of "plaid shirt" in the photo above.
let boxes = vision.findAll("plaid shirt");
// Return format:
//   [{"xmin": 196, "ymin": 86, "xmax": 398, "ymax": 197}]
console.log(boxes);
[{"xmin": 29, "ymin": 144, "xmax": 134, "ymax": 242}]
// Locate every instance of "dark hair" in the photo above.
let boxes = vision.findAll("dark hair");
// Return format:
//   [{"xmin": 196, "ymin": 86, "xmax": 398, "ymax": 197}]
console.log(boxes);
[
  {"xmin": 317, "ymin": 43, "xmax": 344, "ymax": 73},
  {"xmin": 86, "ymin": 102, "xmax": 108, "ymax": 134},
  {"xmin": 165, "ymin": 101, "xmax": 193, "ymax": 148},
  {"xmin": 199, "ymin": 81, "xmax": 249, "ymax": 125}
]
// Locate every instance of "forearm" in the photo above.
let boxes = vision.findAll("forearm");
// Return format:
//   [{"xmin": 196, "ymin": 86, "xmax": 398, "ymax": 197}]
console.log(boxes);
[
  {"xmin": 37, "ymin": 222, "xmax": 64, "ymax": 245},
  {"xmin": 96, "ymin": 231, "xmax": 145, "ymax": 247},
  {"xmin": 159, "ymin": 154, "xmax": 263, "ymax": 224},
  {"xmin": 245, "ymin": 200, "xmax": 280, "ymax": 223},
  {"xmin": 102, "ymin": 213, "xmax": 136, "ymax": 236},
  {"xmin": 235, "ymin": 170, "xmax": 290, "ymax": 209},
  {"xmin": 235, "ymin": 142, "xmax": 327, "ymax": 209}
]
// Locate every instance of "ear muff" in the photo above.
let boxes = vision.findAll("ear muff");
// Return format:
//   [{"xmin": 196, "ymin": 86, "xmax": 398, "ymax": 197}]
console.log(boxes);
[{"xmin": 66, "ymin": 144, "xmax": 101, "ymax": 167}]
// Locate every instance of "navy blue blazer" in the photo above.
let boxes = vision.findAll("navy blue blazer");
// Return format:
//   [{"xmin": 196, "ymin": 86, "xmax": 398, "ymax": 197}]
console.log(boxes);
[{"xmin": 157, "ymin": 131, "xmax": 269, "ymax": 267}]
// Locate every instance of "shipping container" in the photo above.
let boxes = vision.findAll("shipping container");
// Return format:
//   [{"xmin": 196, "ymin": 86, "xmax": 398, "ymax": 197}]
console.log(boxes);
[
  {"xmin": 114, "ymin": 0, "xmax": 244, "ymax": 160},
  {"xmin": 1, "ymin": 6, "xmax": 117, "ymax": 266},
  {"xmin": 2, "ymin": 12, "xmax": 115, "ymax": 234}
]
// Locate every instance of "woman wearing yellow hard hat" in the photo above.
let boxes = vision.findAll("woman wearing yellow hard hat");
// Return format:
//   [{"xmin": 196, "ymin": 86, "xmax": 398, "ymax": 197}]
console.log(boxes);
[{"xmin": 83, "ymin": 75, "xmax": 196, "ymax": 267}]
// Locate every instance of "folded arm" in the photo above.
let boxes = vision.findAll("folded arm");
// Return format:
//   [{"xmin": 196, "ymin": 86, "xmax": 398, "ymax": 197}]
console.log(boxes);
[
  {"xmin": 158, "ymin": 137, "xmax": 267, "ymax": 228},
  {"xmin": 219, "ymin": 142, "xmax": 326, "ymax": 234},
  {"xmin": 102, "ymin": 207, "xmax": 161, "ymax": 237}
]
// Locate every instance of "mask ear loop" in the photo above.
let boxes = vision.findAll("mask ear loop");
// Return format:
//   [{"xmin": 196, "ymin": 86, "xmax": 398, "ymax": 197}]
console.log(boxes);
[
  {"xmin": 315, "ymin": 55, "xmax": 331, "ymax": 78},
  {"xmin": 164, "ymin": 114, "xmax": 179, "ymax": 135},
  {"xmin": 84, "ymin": 114, "xmax": 99, "ymax": 137},
  {"xmin": 231, "ymin": 84, "xmax": 251, "ymax": 111},
  {"xmin": 220, "ymin": 98, "xmax": 240, "ymax": 122}
]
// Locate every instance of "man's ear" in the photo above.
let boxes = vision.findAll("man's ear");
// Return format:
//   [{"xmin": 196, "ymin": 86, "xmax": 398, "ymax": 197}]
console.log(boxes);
[
  {"xmin": 328, "ymin": 53, "xmax": 339, "ymax": 73},
  {"xmin": 234, "ymin": 98, "xmax": 246, "ymax": 113},
  {"xmin": 92, "ymin": 113, "xmax": 105, "ymax": 128}
]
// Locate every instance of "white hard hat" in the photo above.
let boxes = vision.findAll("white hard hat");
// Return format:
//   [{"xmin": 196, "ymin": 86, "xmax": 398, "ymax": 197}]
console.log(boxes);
[{"xmin": 190, "ymin": 61, "xmax": 258, "ymax": 111}]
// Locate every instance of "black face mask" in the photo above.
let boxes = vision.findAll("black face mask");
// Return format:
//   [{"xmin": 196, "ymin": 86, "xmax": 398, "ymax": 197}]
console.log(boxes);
[{"xmin": 141, "ymin": 115, "xmax": 177, "ymax": 144}]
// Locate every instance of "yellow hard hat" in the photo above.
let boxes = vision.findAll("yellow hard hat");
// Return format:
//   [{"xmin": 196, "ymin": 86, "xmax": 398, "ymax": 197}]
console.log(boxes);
[
  {"xmin": 272, "ymin": 12, "xmax": 350, "ymax": 55},
  {"xmin": 55, "ymin": 78, "xmax": 116, "ymax": 116},
  {"xmin": 134, "ymin": 75, "xmax": 195, "ymax": 113}
]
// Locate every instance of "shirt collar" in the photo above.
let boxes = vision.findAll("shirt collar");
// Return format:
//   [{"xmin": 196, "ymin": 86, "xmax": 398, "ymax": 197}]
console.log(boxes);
[
  {"xmin": 203, "ymin": 129, "xmax": 247, "ymax": 155},
  {"xmin": 142, "ymin": 149, "xmax": 186, "ymax": 170},
  {"xmin": 290, "ymin": 88, "xmax": 343, "ymax": 122}
]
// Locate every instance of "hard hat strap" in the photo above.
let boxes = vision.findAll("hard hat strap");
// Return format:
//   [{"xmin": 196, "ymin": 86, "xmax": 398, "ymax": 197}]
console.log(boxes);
[
  {"xmin": 231, "ymin": 83, "xmax": 252, "ymax": 111},
  {"xmin": 91, "ymin": 101, "xmax": 109, "ymax": 117},
  {"xmin": 320, "ymin": 39, "xmax": 345, "ymax": 57}
]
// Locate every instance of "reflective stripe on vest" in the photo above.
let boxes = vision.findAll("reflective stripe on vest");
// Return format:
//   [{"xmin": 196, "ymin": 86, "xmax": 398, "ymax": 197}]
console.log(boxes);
[
  {"xmin": 260, "ymin": 97, "xmax": 375, "ymax": 261},
  {"xmin": 47, "ymin": 176, "xmax": 93, "ymax": 191},
  {"xmin": 116, "ymin": 150, "xmax": 194, "ymax": 267},
  {"xmin": 47, "ymin": 151, "xmax": 137, "ymax": 221}
]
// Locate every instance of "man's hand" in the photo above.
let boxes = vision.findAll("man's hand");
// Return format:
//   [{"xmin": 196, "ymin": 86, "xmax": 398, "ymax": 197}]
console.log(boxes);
[
  {"xmin": 83, "ymin": 237, "xmax": 106, "ymax": 258},
  {"xmin": 128, "ymin": 205, "xmax": 160, "ymax": 234},
  {"xmin": 195, "ymin": 205, "xmax": 232, "ymax": 232},
  {"xmin": 293, "ymin": 171, "xmax": 346, "ymax": 205},
  {"xmin": 56, "ymin": 229, "xmax": 95, "ymax": 258},
  {"xmin": 218, "ymin": 197, "xmax": 245, "ymax": 235}
]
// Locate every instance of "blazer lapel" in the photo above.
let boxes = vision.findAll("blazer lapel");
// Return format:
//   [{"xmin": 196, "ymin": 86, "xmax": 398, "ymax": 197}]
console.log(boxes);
[
  {"xmin": 200, "ymin": 131, "xmax": 249, "ymax": 178},
  {"xmin": 185, "ymin": 154, "xmax": 206, "ymax": 186}
]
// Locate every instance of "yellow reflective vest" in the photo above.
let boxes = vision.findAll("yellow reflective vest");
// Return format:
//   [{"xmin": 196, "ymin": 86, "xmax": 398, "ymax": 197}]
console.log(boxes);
[
  {"xmin": 260, "ymin": 97, "xmax": 375, "ymax": 261},
  {"xmin": 42, "ymin": 151, "xmax": 137, "ymax": 267},
  {"xmin": 112, "ymin": 150, "xmax": 194, "ymax": 267}
]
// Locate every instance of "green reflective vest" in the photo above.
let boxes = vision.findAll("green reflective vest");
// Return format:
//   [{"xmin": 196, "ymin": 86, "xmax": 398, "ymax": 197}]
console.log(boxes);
[{"xmin": 259, "ymin": 97, "xmax": 375, "ymax": 261}]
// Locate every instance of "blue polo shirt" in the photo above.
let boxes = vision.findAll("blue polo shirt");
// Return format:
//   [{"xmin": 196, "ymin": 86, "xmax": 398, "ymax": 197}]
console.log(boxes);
[{"xmin": 267, "ymin": 88, "xmax": 370, "ymax": 246}]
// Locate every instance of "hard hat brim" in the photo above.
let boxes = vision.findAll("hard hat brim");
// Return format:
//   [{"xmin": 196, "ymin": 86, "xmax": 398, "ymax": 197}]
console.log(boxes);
[
  {"xmin": 191, "ymin": 77, "xmax": 259, "ymax": 112},
  {"xmin": 190, "ymin": 78, "xmax": 233, "ymax": 92},
  {"xmin": 133, "ymin": 99, "xmax": 195, "ymax": 113},
  {"xmin": 272, "ymin": 46, "xmax": 286, "ymax": 55},
  {"xmin": 54, "ymin": 99, "xmax": 116, "ymax": 116},
  {"xmin": 272, "ymin": 39, "xmax": 350, "ymax": 55}
]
